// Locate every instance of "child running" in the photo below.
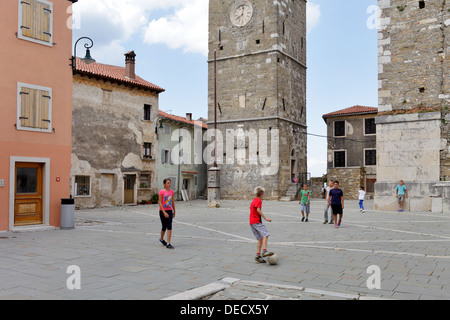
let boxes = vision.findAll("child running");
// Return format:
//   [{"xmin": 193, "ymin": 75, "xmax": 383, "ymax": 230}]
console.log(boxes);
[
  {"xmin": 249, "ymin": 187, "xmax": 274, "ymax": 263},
  {"xmin": 158, "ymin": 178, "xmax": 175, "ymax": 249},
  {"xmin": 299, "ymin": 184, "xmax": 311, "ymax": 222},
  {"xmin": 328, "ymin": 181, "xmax": 344, "ymax": 228},
  {"xmin": 358, "ymin": 186, "xmax": 366, "ymax": 213}
]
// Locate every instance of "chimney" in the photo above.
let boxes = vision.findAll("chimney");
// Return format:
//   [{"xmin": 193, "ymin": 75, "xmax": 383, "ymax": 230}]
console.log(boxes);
[
  {"xmin": 186, "ymin": 113, "xmax": 192, "ymax": 121},
  {"xmin": 125, "ymin": 51, "xmax": 136, "ymax": 80}
]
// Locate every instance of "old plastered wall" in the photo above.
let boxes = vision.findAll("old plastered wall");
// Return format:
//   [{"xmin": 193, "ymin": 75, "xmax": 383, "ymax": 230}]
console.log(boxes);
[
  {"xmin": 208, "ymin": 0, "xmax": 307, "ymax": 199},
  {"xmin": 375, "ymin": 0, "xmax": 450, "ymax": 212},
  {"xmin": 72, "ymin": 76, "xmax": 159, "ymax": 208}
]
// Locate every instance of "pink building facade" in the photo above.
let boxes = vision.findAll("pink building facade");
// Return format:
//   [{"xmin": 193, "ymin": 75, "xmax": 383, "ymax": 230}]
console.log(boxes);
[{"xmin": 0, "ymin": 0, "xmax": 77, "ymax": 231}]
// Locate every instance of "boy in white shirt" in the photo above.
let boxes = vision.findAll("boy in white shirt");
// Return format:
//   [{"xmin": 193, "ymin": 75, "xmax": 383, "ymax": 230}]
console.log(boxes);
[{"xmin": 358, "ymin": 186, "xmax": 366, "ymax": 213}]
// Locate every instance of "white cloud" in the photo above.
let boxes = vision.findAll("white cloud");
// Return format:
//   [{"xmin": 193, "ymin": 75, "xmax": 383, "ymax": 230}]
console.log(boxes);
[
  {"xmin": 307, "ymin": 2, "xmax": 321, "ymax": 34},
  {"xmin": 143, "ymin": 0, "xmax": 208, "ymax": 56},
  {"xmin": 308, "ymin": 156, "xmax": 327, "ymax": 177},
  {"xmin": 73, "ymin": 0, "xmax": 320, "ymax": 60}
]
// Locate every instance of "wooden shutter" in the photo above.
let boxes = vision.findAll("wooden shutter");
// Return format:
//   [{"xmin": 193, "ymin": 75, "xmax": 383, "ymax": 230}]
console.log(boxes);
[
  {"xmin": 37, "ymin": 90, "xmax": 50, "ymax": 129},
  {"xmin": 19, "ymin": 86, "xmax": 51, "ymax": 130},
  {"xmin": 20, "ymin": 87, "xmax": 33, "ymax": 128},
  {"xmin": 36, "ymin": 1, "xmax": 52, "ymax": 42},
  {"xmin": 20, "ymin": 0, "xmax": 52, "ymax": 43},
  {"xmin": 20, "ymin": 0, "xmax": 33, "ymax": 38},
  {"xmin": 161, "ymin": 149, "xmax": 166, "ymax": 163}
]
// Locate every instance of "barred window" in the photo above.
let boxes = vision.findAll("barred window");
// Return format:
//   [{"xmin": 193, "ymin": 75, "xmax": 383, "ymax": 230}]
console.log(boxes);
[{"xmin": 74, "ymin": 176, "xmax": 90, "ymax": 196}]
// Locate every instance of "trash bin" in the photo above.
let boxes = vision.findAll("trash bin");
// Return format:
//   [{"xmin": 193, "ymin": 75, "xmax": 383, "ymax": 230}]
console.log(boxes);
[{"xmin": 61, "ymin": 198, "xmax": 75, "ymax": 230}]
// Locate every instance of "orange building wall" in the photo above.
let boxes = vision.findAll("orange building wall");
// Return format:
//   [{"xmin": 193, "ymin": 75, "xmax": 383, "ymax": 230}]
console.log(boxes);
[{"xmin": 0, "ymin": 0, "xmax": 74, "ymax": 231}]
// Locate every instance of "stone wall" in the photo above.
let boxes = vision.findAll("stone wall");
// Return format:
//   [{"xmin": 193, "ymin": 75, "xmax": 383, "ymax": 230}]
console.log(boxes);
[
  {"xmin": 327, "ymin": 167, "xmax": 364, "ymax": 200},
  {"xmin": 309, "ymin": 177, "xmax": 325, "ymax": 199},
  {"xmin": 376, "ymin": 0, "xmax": 449, "ymax": 212},
  {"xmin": 207, "ymin": 0, "xmax": 307, "ymax": 200}
]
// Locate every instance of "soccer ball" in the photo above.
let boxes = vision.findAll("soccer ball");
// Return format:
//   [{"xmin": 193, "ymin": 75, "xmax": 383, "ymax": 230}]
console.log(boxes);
[{"xmin": 267, "ymin": 254, "xmax": 278, "ymax": 265}]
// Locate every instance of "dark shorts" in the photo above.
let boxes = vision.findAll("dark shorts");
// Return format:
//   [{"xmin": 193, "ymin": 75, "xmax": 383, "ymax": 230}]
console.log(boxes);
[
  {"xmin": 159, "ymin": 210, "xmax": 173, "ymax": 231},
  {"xmin": 331, "ymin": 204, "xmax": 343, "ymax": 215}
]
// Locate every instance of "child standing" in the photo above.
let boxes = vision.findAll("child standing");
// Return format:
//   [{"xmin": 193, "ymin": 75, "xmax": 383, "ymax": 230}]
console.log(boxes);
[
  {"xmin": 328, "ymin": 181, "xmax": 344, "ymax": 228},
  {"xmin": 323, "ymin": 180, "xmax": 334, "ymax": 224},
  {"xmin": 159, "ymin": 178, "xmax": 175, "ymax": 249},
  {"xmin": 250, "ymin": 187, "xmax": 274, "ymax": 263},
  {"xmin": 396, "ymin": 180, "xmax": 408, "ymax": 212},
  {"xmin": 358, "ymin": 186, "xmax": 366, "ymax": 213},
  {"xmin": 299, "ymin": 184, "xmax": 311, "ymax": 222}
]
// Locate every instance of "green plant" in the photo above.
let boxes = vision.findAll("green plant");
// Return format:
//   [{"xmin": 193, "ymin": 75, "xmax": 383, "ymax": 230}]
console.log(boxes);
[
  {"xmin": 151, "ymin": 193, "xmax": 159, "ymax": 204},
  {"xmin": 397, "ymin": 5, "xmax": 406, "ymax": 11}
]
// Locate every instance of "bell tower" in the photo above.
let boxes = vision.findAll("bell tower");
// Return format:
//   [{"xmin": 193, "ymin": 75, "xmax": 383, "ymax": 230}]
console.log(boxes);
[{"xmin": 208, "ymin": 0, "xmax": 307, "ymax": 200}]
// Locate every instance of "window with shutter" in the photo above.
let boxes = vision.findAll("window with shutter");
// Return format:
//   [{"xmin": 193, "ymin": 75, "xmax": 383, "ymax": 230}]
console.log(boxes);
[
  {"xmin": 334, "ymin": 150, "xmax": 346, "ymax": 168},
  {"xmin": 365, "ymin": 149, "xmax": 377, "ymax": 166},
  {"xmin": 17, "ymin": 83, "xmax": 52, "ymax": 133},
  {"xmin": 18, "ymin": 0, "xmax": 53, "ymax": 46}
]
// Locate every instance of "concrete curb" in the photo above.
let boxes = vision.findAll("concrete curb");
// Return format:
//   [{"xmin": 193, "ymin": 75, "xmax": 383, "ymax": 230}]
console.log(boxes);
[
  {"xmin": 163, "ymin": 277, "xmax": 240, "ymax": 300},
  {"xmin": 163, "ymin": 277, "xmax": 389, "ymax": 300}
]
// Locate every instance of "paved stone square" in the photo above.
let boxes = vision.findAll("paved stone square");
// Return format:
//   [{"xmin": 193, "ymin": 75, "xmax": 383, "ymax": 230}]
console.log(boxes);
[{"xmin": 1, "ymin": 199, "xmax": 450, "ymax": 300}]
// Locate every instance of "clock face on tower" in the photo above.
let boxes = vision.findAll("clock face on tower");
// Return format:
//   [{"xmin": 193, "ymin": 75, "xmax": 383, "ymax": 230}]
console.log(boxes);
[{"xmin": 230, "ymin": 1, "xmax": 253, "ymax": 27}]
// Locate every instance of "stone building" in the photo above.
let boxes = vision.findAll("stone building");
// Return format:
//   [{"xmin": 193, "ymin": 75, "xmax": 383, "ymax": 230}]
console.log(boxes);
[
  {"xmin": 208, "ymin": 0, "xmax": 307, "ymax": 200},
  {"xmin": 156, "ymin": 111, "xmax": 208, "ymax": 201},
  {"xmin": 71, "ymin": 52, "xmax": 165, "ymax": 208},
  {"xmin": 323, "ymin": 106, "xmax": 378, "ymax": 200},
  {"xmin": 376, "ymin": 0, "xmax": 449, "ymax": 212}
]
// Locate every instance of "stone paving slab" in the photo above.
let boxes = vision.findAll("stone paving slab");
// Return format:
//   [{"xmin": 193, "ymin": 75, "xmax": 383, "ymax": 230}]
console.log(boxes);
[{"xmin": 1, "ymin": 199, "xmax": 450, "ymax": 300}]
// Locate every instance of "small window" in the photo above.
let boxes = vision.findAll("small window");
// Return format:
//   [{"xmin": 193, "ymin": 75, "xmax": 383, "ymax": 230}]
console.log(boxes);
[
  {"xmin": 334, "ymin": 151, "xmax": 346, "ymax": 168},
  {"xmin": 139, "ymin": 173, "xmax": 151, "ymax": 189},
  {"xmin": 419, "ymin": 1, "xmax": 425, "ymax": 9},
  {"xmin": 365, "ymin": 118, "xmax": 376, "ymax": 135},
  {"xmin": 334, "ymin": 121, "xmax": 346, "ymax": 137},
  {"xmin": 143, "ymin": 143, "xmax": 152, "ymax": 159},
  {"xmin": 365, "ymin": 149, "xmax": 377, "ymax": 166},
  {"xmin": 162, "ymin": 149, "xmax": 173, "ymax": 164},
  {"xmin": 74, "ymin": 176, "xmax": 91, "ymax": 196},
  {"xmin": 18, "ymin": 0, "xmax": 53, "ymax": 46},
  {"xmin": 17, "ymin": 83, "xmax": 52, "ymax": 133},
  {"xmin": 143, "ymin": 104, "xmax": 152, "ymax": 121}
]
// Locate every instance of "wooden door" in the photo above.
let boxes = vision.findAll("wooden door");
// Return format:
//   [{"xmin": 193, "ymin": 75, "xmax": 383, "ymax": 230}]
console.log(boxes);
[
  {"xmin": 366, "ymin": 178, "xmax": 376, "ymax": 193},
  {"xmin": 124, "ymin": 175, "xmax": 136, "ymax": 204},
  {"xmin": 14, "ymin": 163, "xmax": 44, "ymax": 226}
]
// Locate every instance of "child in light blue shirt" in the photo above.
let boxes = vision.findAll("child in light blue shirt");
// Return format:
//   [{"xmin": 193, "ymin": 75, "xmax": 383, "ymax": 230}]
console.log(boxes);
[{"xmin": 396, "ymin": 180, "xmax": 408, "ymax": 212}]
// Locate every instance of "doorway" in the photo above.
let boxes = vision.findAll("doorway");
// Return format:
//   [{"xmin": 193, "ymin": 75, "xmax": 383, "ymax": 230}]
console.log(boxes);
[
  {"xmin": 124, "ymin": 175, "xmax": 136, "ymax": 204},
  {"xmin": 14, "ymin": 162, "xmax": 44, "ymax": 226}
]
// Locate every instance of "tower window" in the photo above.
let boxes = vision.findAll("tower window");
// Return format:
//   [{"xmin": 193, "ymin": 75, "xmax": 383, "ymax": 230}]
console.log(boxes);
[
  {"xmin": 256, "ymin": 39, "xmax": 260, "ymax": 44},
  {"xmin": 419, "ymin": 1, "xmax": 425, "ymax": 9},
  {"xmin": 334, "ymin": 121, "xmax": 346, "ymax": 137}
]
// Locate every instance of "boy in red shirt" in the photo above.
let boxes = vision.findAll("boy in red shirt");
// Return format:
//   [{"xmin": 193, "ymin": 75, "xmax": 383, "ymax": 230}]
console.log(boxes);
[{"xmin": 250, "ymin": 187, "xmax": 274, "ymax": 263}]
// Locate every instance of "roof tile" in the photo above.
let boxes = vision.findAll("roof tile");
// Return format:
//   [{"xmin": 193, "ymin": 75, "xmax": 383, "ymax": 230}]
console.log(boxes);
[
  {"xmin": 323, "ymin": 105, "xmax": 378, "ymax": 118},
  {"xmin": 75, "ymin": 57, "xmax": 165, "ymax": 93}
]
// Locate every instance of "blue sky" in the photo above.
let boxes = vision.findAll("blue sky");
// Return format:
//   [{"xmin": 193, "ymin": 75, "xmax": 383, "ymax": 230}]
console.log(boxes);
[{"xmin": 72, "ymin": 0, "xmax": 378, "ymax": 177}]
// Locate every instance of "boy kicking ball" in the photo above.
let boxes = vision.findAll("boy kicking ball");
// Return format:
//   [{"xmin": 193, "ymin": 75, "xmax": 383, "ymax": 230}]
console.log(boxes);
[{"xmin": 249, "ymin": 187, "xmax": 274, "ymax": 263}]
